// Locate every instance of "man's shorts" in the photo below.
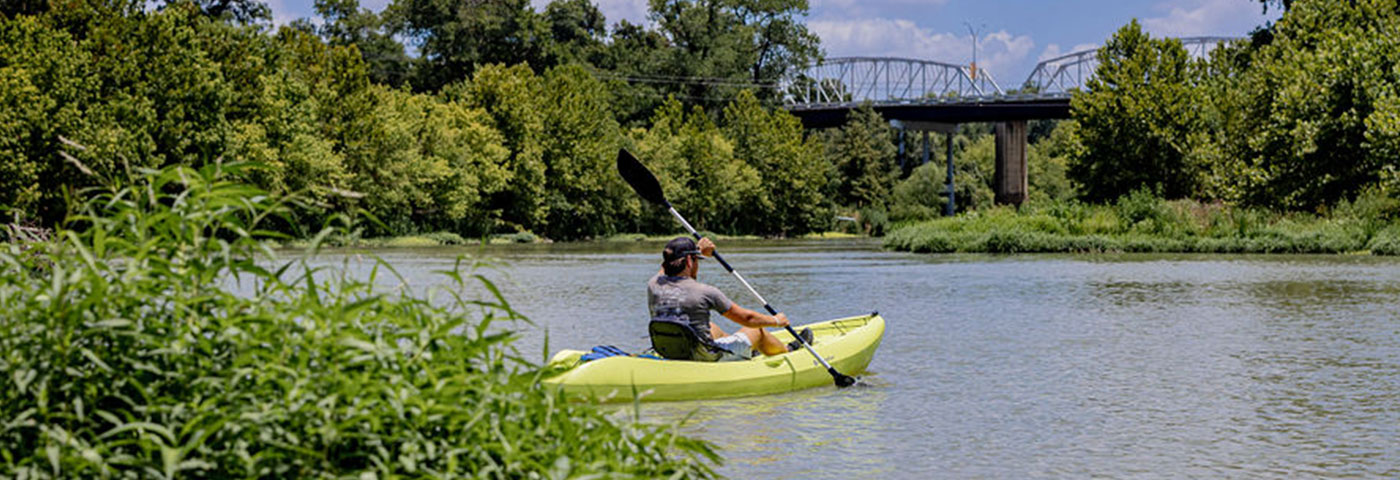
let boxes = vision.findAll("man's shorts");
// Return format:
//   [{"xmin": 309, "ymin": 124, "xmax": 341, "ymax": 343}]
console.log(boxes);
[{"xmin": 708, "ymin": 332, "xmax": 754, "ymax": 362}]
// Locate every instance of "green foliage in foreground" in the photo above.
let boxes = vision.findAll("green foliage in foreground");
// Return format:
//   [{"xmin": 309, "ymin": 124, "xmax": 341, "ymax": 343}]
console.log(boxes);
[
  {"xmin": 886, "ymin": 189, "xmax": 1400, "ymax": 255},
  {"xmin": 0, "ymin": 164, "xmax": 718, "ymax": 478}
]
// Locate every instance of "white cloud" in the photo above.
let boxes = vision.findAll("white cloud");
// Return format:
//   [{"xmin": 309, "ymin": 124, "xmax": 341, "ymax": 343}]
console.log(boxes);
[
  {"xmin": 809, "ymin": 18, "xmax": 1033, "ymax": 81},
  {"xmin": 1037, "ymin": 42, "xmax": 1099, "ymax": 61},
  {"xmin": 1142, "ymin": 0, "xmax": 1271, "ymax": 37},
  {"xmin": 977, "ymin": 31, "xmax": 1035, "ymax": 81}
]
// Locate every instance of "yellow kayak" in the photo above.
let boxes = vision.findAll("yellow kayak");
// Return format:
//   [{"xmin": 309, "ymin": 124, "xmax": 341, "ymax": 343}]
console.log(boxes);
[{"xmin": 541, "ymin": 313, "xmax": 885, "ymax": 402}]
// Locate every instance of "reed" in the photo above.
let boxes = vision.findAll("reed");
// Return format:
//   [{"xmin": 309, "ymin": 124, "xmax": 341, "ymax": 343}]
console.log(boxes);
[{"xmin": 0, "ymin": 162, "xmax": 717, "ymax": 478}]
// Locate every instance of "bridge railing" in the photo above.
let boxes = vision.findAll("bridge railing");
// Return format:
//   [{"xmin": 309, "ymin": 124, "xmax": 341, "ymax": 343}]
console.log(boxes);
[
  {"xmin": 1020, "ymin": 36, "xmax": 1243, "ymax": 96},
  {"xmin": 782, "ymin": 56, "xmax": 1004, "ymax": 108},
  {"xmin": 785, "ymin": 36, "xmax": 1244, "ymax": 108}
]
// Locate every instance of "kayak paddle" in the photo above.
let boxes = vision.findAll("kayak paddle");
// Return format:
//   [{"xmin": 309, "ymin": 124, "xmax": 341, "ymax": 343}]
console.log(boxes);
[{"xmin": 617, "ymin": 148, "xmax": 858, "ymax": 388}]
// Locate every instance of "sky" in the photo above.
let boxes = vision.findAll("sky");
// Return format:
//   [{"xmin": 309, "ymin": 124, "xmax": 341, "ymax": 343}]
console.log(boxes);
[{"xmin": 264, "ymin": 0, "xmax": 1280, "ymax": 86}]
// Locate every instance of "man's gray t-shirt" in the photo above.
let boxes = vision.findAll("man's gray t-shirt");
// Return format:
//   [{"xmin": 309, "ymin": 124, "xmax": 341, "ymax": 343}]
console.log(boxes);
[{"xmin": 647, "ymin": 274, "xmax": 733, "ymax": 342}]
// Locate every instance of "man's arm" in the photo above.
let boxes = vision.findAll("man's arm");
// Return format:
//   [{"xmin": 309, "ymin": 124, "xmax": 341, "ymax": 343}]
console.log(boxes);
[
  {"xmin": 701, "ymin": 237, "xmax": 787, "ymax": 328},
  {"xmin": 722, "ymin": 304, "xmax": 789, "ymax": 329}
]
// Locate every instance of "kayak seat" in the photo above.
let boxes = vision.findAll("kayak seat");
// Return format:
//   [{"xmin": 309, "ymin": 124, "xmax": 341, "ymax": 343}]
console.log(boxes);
[{"xmin": 648, "ymin": 317, "xmax": 723, "ymax": 361}]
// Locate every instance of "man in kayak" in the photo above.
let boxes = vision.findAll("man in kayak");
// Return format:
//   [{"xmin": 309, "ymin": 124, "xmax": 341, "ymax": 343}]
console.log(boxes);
[{"xmin": 649, "ymin": 236, "xmax": 812, "ymax": 361}]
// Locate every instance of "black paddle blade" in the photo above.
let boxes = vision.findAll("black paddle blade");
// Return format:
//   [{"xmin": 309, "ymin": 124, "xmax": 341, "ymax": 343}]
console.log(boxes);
[
  {"xmin": 617, "ymin": 148, "xmax": 670, "ymax": 207},
  {"xmin": 831, "ymin": 369, "xmax": 858, "ymax": 388}
]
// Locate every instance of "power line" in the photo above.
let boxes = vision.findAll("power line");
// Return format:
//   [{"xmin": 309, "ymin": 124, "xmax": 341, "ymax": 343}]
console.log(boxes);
[{"xmin": 587, "ymin": 70, "xmax": 782, "ymax": 90}]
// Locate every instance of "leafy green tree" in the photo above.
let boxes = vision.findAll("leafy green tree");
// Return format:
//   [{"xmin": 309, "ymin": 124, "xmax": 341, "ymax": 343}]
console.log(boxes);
[
  {"xmin": 543, "ymin": 0, "xmax": 607, "ymax": 66},
  {"xmin": 226, "ymin": 27, "xmax": 369, "ymax": 222},
  {"xmin": 899, "ymin": 130, "xmax": 995, "ymax": 214},
  {"xmin": 335, "ymin": 86, "xmax": 511, "ymax": 234},
  {"xmin": 890, "ymin": 162, "xmax": 945, "ymax": 222},
  {"xmin": 1, "ymin": 0, "xmax": 51, "ymax": 17},
  {"xmin": 537, "ymin": 64, "xmax": 636, "ymax": 239},
  {"xmin": 954, "ymin": 133, "xmax": 998, "ymax": 210},
  {"xmin": 824, "ymin": 104, "xmax": 897, "ymax": 208},
  {"xmin": 1259, "ymin": 0, "xmax": 1293, "ymax": 13},
  {"xmin": 731, "ymin": 0, "xmax": 821, "ymax": 89},
  {"xmin": 721, "ymin": 89, "xmax": 830, "ymax": 235},
  {"xmin": 1028, "ymin": 120, "xmax": 1079, "ymax": 201},
  {"xmin": 0, "ymin": 15, "xmax": 95, "ymax": 224},
  {"xmin": 599, "ymin": 0, "xmax": 820, "ymax": 124},
  {"xmin": 634, "ymin": 97, "xmax": 760, "ymax": 233},
  {"xmin": 391, "ymin": 0, "xmax": 552, "ymax": 91},
  {"xmin": 162, "ymin": 0, "xmax": 271, "ymax": 25},
  {"xmin": 314, "ymin": 0, "xmax": 411, "ymax": 86},
  {"xmin": 1069, "ymin": 20, "xmax": 1203, "ymax": 202},
  {"xmin": 1, "ymin": 4, "xmax": 259, "ymax": 224},
  {"xmin": 648, "ymin": 0, "xmax": 819, "ymax": 89},
  {"xmin": 593, "ymin": 19, "xmax": 669, "ymax": 126},
  {"xmin": 226, "ymin": 70, "xmax": 348, "ymax": 210},
  {"xmin": 444, "ymin": 63, "xmax": 549, "ymax": 232},
  {"xmin": 1216, "ymin": 0, "xmax": 1400, "ymax": 209},
  {"xmin": 80, "ymin": 4, "xmax": 239, "ymax": 169}
]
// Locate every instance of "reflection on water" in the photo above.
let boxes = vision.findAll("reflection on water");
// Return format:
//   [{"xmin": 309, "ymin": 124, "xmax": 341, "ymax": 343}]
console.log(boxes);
[{"xmin": 303, "ymin": 241, "xmax": 1400, "ymax": 478}]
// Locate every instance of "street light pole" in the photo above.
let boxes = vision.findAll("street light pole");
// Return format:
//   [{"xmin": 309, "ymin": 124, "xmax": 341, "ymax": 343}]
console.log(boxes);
[{"xmin": 963, "ymin": 22, "xmax": 985, "ymax": 80}]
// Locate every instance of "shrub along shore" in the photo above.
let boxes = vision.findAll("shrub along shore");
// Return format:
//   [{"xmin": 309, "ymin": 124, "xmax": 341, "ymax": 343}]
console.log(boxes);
[
  {"xmin": 885, "ymin": 190, "xmax": 1400, "ymax": 255},
  {"xmin": 275, "ymin": 231, "xmax": 858, "ymax": 248},
  {"xmin": 0, "ymin": 163, "xmax": 720, "ymax": 478}
]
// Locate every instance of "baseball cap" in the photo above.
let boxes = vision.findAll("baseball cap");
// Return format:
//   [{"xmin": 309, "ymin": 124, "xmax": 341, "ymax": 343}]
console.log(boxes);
[{"xmin": 662, "ymin": 237, "xmax": 703, "ymax": 264}]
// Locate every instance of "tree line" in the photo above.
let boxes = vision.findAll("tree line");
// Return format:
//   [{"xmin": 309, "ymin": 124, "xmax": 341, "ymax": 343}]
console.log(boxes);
[
  {"xmin": 8, "ymin": 0, "xmax": 1383, "ymax": 242},
  {"xmin": 0, "ymin": 0, "xmax": 837, "ymax": 239},
  {"xmin": 1068, "ymin": 0, "xmax": 1400, "ymax": 214},
  {"xmin": 3, "ymin": 0, "xmax": 1057, "ymax": 240}
]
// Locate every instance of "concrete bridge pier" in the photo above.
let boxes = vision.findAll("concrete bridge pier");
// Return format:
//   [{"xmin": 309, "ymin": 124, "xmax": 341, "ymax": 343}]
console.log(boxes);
[{"xmin": 994, "ymin": 120, "xmax": 1028, "ymax": 206}]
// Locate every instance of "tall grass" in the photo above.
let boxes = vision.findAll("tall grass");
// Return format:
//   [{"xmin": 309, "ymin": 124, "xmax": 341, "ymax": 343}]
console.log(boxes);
[
  {"xmin": 0, "ymin": 162, "xmax": 718, "ymax": 478},
  {"xmin": 886, "ymin": 189, "xmax": 1400, "ymax": 255}
]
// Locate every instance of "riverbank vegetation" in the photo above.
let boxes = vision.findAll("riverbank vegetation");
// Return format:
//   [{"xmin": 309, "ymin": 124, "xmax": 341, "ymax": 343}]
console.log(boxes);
[
  {"xmin": 6, "ymin": 0, "xmax": 1397, "ymax": 250},
  {"xmin": 888, "ymin": 0, "xmax": 1400, "ymax": 254},
  {"xmin": 0, "ymin": 161, "xmax": 719, "ymax": 477},
  {"xmin": 887, "ymin": 189, "xmax": 1400, "ymax": 255},
  {"xmin": 0, "ymin": 0, "xmax": 842, "ymax": 242}
]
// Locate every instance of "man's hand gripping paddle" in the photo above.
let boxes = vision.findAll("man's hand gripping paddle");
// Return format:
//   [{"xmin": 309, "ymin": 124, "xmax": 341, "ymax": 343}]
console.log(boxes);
[{"xmin": 617, "ymin": 148, "xmax": 858, "ymax": 388}]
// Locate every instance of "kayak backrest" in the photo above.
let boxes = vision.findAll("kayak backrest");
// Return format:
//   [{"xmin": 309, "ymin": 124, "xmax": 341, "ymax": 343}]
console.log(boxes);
[{"xmin": 648, "ymin": 317, "xmax": 720, "ymax": 361}]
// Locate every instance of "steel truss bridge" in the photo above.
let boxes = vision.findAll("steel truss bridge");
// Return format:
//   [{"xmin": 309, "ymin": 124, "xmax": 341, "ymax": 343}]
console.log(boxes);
[
  {"xmin": 778, "ymin": 36, "xmax": 1241, "ymax": 212},
  {"xmin": 782, "ymin": 36, "xmax": 1239, "ymax": 127}
]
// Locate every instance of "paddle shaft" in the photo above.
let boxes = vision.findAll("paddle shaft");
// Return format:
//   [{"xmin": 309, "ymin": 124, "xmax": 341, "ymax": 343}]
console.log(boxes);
[{"xmin": 667, "ymin": 207, "xmax": 846, "ymax": 377}]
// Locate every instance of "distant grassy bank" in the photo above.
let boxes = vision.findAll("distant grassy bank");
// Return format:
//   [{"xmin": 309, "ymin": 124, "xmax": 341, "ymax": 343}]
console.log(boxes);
[
  {"xmin": 885, "ymin": 190, "xmax": 1400, "ymax": 255},
  {"xmin": 284, "ymin": 231, "xmax": 861, "ymax": 248}
]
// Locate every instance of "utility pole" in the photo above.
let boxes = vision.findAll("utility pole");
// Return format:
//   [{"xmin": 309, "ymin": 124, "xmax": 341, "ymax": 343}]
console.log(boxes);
[{"xmin": 963, "ymin": 22, "xmax": 985, "ymax": 80}]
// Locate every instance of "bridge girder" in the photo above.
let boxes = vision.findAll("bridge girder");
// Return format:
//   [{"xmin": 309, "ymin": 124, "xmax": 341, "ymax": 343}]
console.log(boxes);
[
  {"xmin": 1020, "ymin": 36, "xmax": 1242, "ymax": 96},
  {"xmin": 784, "ymin": 36, "xmax": 1243, "ymax": 111},
  {"xmin": 782, "ymin": 56, "xmax": 1004, "ymax": 107}
]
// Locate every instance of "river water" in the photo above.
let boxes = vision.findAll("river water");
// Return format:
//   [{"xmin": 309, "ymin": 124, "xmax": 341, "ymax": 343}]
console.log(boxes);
[{"xmin": 318, "ymin": 239, "xmax": 1400, "ymax": 478}]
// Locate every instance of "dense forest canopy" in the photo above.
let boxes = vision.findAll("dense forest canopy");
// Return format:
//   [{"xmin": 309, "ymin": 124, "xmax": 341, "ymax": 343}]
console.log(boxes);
[
  {"xmin": 2, "ymin": 0, "xmax": 1395, "ymax": 240},
  {"xmin": 1071, "ymin": 0, "xmax": 1400, "ymax": 213}
]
